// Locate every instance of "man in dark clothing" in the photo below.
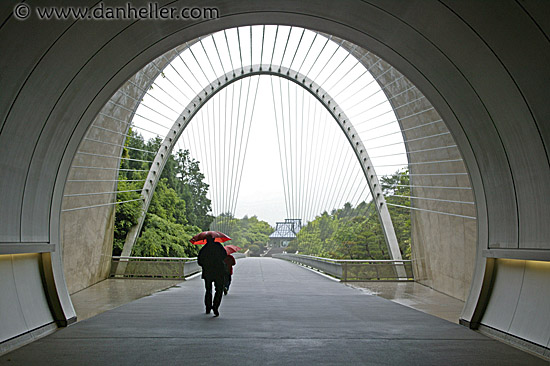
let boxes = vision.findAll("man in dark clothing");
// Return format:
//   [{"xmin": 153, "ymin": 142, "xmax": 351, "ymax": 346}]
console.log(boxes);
[{"xmin": 197, "ymin": 236, "xmax": 227, "ymax": 317}]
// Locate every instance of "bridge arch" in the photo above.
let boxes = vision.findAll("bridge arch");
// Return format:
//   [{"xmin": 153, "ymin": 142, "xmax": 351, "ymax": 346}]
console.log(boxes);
[{"xmin": 119, "ymin": 63, "xmax": 403, "ymax": 265}]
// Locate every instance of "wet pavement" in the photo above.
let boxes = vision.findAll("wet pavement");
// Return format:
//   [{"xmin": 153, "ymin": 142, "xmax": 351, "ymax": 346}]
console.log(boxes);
[
  {"xmin": 1, "ymin": 257, "xmax": 546, "ymax": 365},
  {"xmin": 346, "ymin": 281, "xmax": 465, "ymax": 324},
  {"xmin": 71, "ymin": 278, "xmax": 184, "ymax": 322}
]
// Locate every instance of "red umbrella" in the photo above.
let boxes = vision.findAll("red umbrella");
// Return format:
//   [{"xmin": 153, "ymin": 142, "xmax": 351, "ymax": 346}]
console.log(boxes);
[
  {"xmin": 224, "ymin": 244, "xmax": 242, "ymax": 255},
  {"xmin": 190, "ymin": 231, "xmax": 231, "ymax": 245}
]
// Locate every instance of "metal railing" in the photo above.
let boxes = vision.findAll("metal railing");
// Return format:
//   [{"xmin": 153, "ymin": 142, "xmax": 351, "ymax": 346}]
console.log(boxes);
[
  {"xmin": 272, "ymin": 253, "xmax": 413, "ymax": 281},
  {"xmin": 110, "ymin": 253, "xmax": 247, "ymax": 279}
]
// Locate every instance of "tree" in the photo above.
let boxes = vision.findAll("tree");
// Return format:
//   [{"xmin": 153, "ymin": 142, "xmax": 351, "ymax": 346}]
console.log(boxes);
[
  {"xmin": 112, "ymin": 179, "xmax": 143, "ymax": 255},
  {"xmin": 173, "ymin": 149, "xmax": 213, "ymax": 230},
  {"xmin": 248, "ymin": 244, "xmax": 261, "ymax": 256},
  {"xmin": 381, "ymin": 169, "xmax": 411, "ymax": 259},
  {"xmin": 114, "ymin": 131, "xmax": 212, "ymax": 257},
  {"xmin": 133, "ymin": 214, "xmax": 200, "ymax": 257},
  {"xmin": 210, "ymin": 214, "xmax": 274, "ymax": 251},
  {"xmin": 294, "ymin": 169, "xmax": 411, "ymax": 260}
]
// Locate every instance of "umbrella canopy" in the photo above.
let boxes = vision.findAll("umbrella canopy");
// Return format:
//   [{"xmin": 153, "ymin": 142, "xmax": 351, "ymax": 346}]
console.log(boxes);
[
  {"xmin": 224, "ymin": 244, "xmax": 242, "ymax": 255},
  {"xmin": 190, "ymin": 230, "xmax": 231, "ymax": 245}
]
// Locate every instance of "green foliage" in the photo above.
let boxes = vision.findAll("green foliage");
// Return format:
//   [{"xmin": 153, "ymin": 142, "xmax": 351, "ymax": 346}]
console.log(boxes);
[
  {"xmin": 173, "ymin": 149, "xmax": 213, "ymax": 230},
  {"xmin": 113, "ymin": 179, "xmax": 143, "ymax": 254},
  {"xmin": 285, "ymin": 240, "xmax": 298, "ymax": 253},
  {"xmin": 210, "ymin": 214, "xmax": 274, "ymax": 251},
  {"xmin": 113, "ymin": 129, "xmax": 410, "ymax": 261},
  {"xmin": 148, "ymin": 179, "xmax": 187, "ymax": 224},
  {"xmin": 133, "ymin": 214, "xmax": 200, "ymax": 257},
  {"xmin": 113, "ymin": 130, "xmax": 211, "ymax": 257},
  {"xmin": 295, "ymin": 169, "xmax": 411, "ymax": 260},
  {"xmin": 381, "ymin": 170, "xmax": 411, "ymax": 255},
  {"xmin": 248, "ymin": 244, "xmax": 261, "ymax": 255}
]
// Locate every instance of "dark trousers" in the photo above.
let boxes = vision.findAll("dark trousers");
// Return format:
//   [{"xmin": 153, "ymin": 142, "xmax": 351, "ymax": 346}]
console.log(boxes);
[
  {"xmin": 204, "ymin": 276, "xmax": 224, "ymax": 311},
  {"xmin": 224, "ymin": 273, "xmax": 232, "ymax": 290}
]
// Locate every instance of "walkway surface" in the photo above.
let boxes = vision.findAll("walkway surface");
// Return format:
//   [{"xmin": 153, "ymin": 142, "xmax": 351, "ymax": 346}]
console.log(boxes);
[
  {"xmin": 346, "ymin": 281, "xmax": 466, "ymax": 324},
  {"xmin": 70, "ymin": 278, "xmax": 183, "ymax": 322},
  {"xmin": 0, "ymin": 258, "xmax": 546, "ymax": 365}
]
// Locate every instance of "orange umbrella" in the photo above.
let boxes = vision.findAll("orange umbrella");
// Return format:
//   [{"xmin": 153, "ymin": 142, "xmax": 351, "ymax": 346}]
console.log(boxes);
[{"xmin": 190, "ymin": 230, "xmax": 231, "ymax": 245}]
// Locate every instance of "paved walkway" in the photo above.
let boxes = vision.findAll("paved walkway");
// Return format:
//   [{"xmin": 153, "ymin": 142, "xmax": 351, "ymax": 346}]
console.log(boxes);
[
  {"xmin": 71, "ymin": 278, "xmax": 183, "ymax": 322},
  {"xmin": 346, "ymin": 281, "xmax": 465, "ymax": 324},
  {"xmin": 0, "ymin": 258, "xmax": 545, "ymax": 365}
]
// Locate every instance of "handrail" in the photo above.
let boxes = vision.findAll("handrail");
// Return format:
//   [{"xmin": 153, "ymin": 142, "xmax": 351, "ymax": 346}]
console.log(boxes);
[
  {"xmin": 112, "ymin": 253, "xmax": 245, "ymax": 261},
  {"xmin": 273, "ymin": 253, "xmax": 413, "ymax": 282},
  {"xmin": 285, "ymin": 253, "xmax": 410, "ymax": 264},
  {"xmin": 110, "ymin": 254, "xmax": 246, "ymax": 278},
  {"xmin": 112, "ymin": 256, "xmax": 197, "ymax": 261}
]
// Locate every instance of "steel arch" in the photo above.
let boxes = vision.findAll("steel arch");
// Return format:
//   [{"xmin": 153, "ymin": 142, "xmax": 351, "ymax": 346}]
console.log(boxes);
[{"xmin": 120, "ymin": 64, "xmax": 404, "ymax": 267}]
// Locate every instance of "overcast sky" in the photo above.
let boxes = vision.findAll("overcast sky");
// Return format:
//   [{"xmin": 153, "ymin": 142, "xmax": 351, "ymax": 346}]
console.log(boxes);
[{"xmin": 131, "ymin": 25, "xmax": 407, "ymax": 226}]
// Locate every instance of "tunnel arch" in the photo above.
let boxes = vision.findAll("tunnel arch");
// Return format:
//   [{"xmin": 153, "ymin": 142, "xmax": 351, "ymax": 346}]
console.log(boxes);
[
  {"xmin": 73, "ymin": 25, "xmax": 476, "ymax": 304},
  {"xmin": 1, "ymin": 1, "xmax": 549, "ymax": 355}
]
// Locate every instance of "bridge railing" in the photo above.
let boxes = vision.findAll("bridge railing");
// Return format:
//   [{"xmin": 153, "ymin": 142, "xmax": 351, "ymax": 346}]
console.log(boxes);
[
  {"xmin": 111, "ymin": 253, "xmax": 246, "ymax": 279},
  {"xmin": 272, "ymin": 253, "xmax": 414, "ymax": 281}
]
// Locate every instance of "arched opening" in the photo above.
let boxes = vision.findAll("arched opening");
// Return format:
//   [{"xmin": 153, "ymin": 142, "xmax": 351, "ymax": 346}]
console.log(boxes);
[{"xmin": 59, "ymin": 25, "xmax": 476, "ymax": 317}]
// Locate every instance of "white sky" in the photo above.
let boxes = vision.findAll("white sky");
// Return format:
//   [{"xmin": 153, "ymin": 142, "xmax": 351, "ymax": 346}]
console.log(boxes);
[{"xmin": 131, "ymin": 25, "xmax": 407, "ymax": 226}]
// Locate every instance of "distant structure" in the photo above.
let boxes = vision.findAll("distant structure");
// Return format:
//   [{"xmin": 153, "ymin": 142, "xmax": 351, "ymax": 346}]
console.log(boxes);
[{"xmin": 269, "ymin": 219, "xmax": 302, "ymax": 248}]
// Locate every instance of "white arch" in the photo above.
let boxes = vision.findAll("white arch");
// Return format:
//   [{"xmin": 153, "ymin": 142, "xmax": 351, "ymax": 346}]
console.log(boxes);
[{"xmin": 120, "ymin": 64, "xmax": 404, "ymax": 269}]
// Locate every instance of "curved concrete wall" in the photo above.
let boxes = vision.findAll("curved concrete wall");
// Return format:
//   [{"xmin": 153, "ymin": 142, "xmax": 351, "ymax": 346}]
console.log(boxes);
[
  {"xmin": 339, "ymin": 39, "xmax": 477, "ymax": 301},
  {"xmin": 61, "ymin": 45, "xmax": 189, "ymax": 295},
  {"xmin": 1, "ymin": 0, "xmax": 549, "ymax": 354},
  {"xmin": 61, "ymin": 89, "xmax": 130, "ymax": 294}
]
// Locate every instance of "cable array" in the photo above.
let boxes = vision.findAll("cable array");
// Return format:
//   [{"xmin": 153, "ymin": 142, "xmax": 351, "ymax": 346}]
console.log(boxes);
[{"xmin": 62, "ymin": 25, "xmax": 476, "ymax": 233}]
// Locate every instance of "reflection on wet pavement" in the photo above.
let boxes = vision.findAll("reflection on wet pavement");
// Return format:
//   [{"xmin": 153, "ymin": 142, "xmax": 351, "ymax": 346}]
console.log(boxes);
[
  {"xmin": 346, "ymin": 281, "xmax": 465, "ymax": 323},
  {"xmin": 72, "ymin": 277, "xmax": 464, "ymax": 324},
  {"xmin": 70, "ymin": 278, "xmax": 185, "ymax": 321}
]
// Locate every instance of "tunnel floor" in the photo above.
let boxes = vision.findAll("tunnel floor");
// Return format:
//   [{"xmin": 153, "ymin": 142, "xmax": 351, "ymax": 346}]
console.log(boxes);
[
  {"xmin": 70, "ymin": 278, "xmax": 184, "ymax": 322},
  {"xmin": 345, "ymin": 281, "xmax": 466, "ymax": 324},
  {"xmin": 0, "ymin": 257, "xmax": 545, "ymax": 365}
]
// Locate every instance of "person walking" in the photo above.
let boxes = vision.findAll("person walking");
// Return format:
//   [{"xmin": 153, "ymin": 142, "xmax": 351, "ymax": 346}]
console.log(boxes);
[
  {"xmin": 223, "ymin": 253, "xmax": 236, "ymax": 295},
  {"xmin": 197, "ymin": 235, "xmax": 227, "ymax": 317}
]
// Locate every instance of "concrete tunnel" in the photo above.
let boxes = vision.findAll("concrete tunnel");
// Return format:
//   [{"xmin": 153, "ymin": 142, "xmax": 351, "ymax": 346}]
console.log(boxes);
[{"xmin": 1, "ymin": 0, "xmax": 550, "ymax": 358}]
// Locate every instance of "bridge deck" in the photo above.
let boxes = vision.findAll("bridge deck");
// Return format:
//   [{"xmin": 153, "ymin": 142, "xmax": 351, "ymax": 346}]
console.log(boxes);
[{"xmin": 0, "ymin": 257, "xmax": 545, "ymax": 365}]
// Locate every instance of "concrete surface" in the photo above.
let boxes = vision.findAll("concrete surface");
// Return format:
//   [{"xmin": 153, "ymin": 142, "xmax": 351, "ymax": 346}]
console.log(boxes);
[
  {"xmin": 1, "ymin": 258, "xmax": 545, "ymax": 365},
  {"xmin": 70, "ymin": 279, "xmax": 184, "ymax": 322},
  {"xmin": 346, "ymin": 281, "xmax": 465, "ymax": 324}
]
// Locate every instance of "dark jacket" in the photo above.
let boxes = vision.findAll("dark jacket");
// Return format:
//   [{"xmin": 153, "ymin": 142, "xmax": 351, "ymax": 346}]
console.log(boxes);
[
  {"xmin": 197, "ymin": 239, "xmax": 227, "ymax": 280},
  {"xmin": 224, "ymin": 254, "xmax": 236, "ymax": 275}
]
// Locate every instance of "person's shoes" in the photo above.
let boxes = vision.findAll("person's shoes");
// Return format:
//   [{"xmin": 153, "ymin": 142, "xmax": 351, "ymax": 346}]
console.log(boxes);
[
  {"xmin": 223, "ymin": 287, "xmax": 228, "ymax": 295},
  {"xmin": 213, "ymin": 308, "xmax": 219, "ymax": 317},
  {"xmin": 206, "ymin": 307, "xmax": 211, "ymax": 314}
]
